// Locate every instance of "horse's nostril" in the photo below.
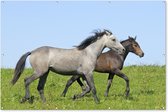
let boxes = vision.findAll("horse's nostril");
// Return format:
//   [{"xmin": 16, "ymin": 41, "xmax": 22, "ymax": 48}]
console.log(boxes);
[
  {"xmin": 123, "ymin": 48, "xmax": 125, "ymax": 52},
  {"xmin": 140, "ymin": 52, "xmax": 144, "ymax": 57}
]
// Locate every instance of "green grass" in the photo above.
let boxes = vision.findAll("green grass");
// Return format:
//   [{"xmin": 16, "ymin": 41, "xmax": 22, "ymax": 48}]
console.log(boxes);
[{"xmin": 1, "ymin": 65, "xmax": 166, "ymax": 110}]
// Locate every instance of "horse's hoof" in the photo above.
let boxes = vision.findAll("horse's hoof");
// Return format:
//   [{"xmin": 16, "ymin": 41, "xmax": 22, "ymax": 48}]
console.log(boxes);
[
  {"xmin": 42, "ymin": 99, "xmax": 46, "ymax": 103},
  {"xmin": 126, "ymin": 94, "xmax": 129, "ymax": 98},
  {"xmin": 95, "ymin": 99, "xmax": 100, "ymax": 104},
  {"xmin": 125, "ymin": 91, "xmax": 130, "ymax": 97},
  {"xmin": 72, "ymin": 95, "xmax": 77, "ymax": 100},
  {"xmin": 41, "ymin": 97, "xmax": 46, "ymax": 103},
  {"xmin": 28, "ymin": 96, "xmax": 34, "ymax": 104},
  {"xmin": 104, "ymin": 92, "xmax": 108, "ymax": 97},
  {"xmin": 81, "ymin": 86, "xmax": 86, "ymax": 91},
  {"xmin": 60, "ymin": 93, "xmax": 65, "ymax": 97},
  {"xmin": 20, "ymin": 97, "xmax": 27, "ymax": 103}
]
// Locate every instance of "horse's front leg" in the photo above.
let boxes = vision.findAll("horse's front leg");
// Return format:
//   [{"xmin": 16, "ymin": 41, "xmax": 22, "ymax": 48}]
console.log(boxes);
[
  {"xmin": 104, "ymin": 72, "xmax": 115, "ymax": 97},
  {"xmin": 73, "ymin": 72, "xmax": 100, "ymax": 104}
]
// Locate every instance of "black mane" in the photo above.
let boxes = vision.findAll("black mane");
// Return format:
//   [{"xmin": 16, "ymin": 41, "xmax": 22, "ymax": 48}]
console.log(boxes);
[
  {"xmin": 120, "ymin": 36, "xmax": 138, "ymax": 48},
  {"xmin": 76, "ymin": 29, "xmax": 112, "ymax": 50},
  {"xmin": 121, "ymin": 36, "xmax": 135, "ymax": 44}
]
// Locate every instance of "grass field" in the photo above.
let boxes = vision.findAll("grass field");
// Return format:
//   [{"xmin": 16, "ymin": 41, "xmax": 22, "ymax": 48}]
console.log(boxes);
[{"xmin": 1, "ymin": 65, "xmax": 166, "ymax": 110}]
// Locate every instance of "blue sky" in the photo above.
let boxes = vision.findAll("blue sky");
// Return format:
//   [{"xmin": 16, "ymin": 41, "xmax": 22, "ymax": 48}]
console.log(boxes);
[{"xmin": 1, "ymin": 1, "xmax": 166, "ymax": 68}]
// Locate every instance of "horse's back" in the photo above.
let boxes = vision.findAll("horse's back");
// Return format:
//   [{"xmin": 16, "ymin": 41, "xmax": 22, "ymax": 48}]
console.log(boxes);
[
  {"xmin": 29, "ymin": 46, "xmax": 82, "ymax": 74},
  {"xmin": 48, "ymin": 47, "xmax": 82, "ymax": 74}
]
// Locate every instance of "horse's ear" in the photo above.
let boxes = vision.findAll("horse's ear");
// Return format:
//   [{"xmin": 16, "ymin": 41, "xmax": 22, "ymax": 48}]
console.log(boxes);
[
  {"xmin": 134, "ymin": 36, "xmax": 137, "ymax": 40},
  {"xmin": 128, "ymin": 36, "xmax": 131, "ymax": 39}
]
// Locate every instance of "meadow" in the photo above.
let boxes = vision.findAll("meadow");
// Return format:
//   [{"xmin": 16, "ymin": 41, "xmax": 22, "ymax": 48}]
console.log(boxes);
[{"xmin": 1, "ymin": 65, "xmax": 166, "ymax": 110}]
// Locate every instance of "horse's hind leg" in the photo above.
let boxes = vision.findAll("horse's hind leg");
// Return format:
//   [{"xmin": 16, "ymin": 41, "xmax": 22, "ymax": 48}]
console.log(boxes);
[
  {"xmin": 37, "ymin": 70, "xmax": 49, "ymax": 103},
  {"xmin": 104, "ymin": 72, "xmax": 115, "ymax": 97},
  {"xmin": 61, "ymin": 75, "xmax": 80, "ymax": 97},
  {"xmin": 77, "ymin": 77, "xmax": 87, "ymax": 91},
  {"xmin": 114, "ymin": 69, "xmax": 130, "ymax": 97},
  {"xmin": 73, "ymin": 84, "xmax": 91, "ymax": 100},
  {"xmin": 20, "ymin": 71, "xmax": 45, "ymax": 103}
]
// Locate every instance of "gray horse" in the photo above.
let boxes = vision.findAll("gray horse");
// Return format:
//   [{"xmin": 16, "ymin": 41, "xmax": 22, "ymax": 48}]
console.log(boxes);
[{"xmin": 11, "ymin": 29, "xmax": 125, "ymax": 103}]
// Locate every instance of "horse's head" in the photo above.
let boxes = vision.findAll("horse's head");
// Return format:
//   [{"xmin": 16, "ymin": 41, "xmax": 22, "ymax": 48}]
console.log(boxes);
[
  {"xmin": 103, "ymin": 30, "xmax": 125, "ymax": 54},
  {"xmin": 127, "ymin": 36, "xmax": 144, "ymax": 57}
]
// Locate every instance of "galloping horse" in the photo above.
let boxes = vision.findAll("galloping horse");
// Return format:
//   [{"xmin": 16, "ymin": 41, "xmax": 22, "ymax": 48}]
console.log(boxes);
[
  {"xmin": 61, "ymin": 36, "xmax": 144, "ymax": 98},
  {"xmin": 11, "ymin": 30, "xmax": 125, "ymax": 103}
]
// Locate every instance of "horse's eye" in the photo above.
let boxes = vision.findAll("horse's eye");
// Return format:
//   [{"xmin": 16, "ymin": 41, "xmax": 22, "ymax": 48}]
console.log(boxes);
[
  {"xmin": 134, "ymin": 44, "xmax": 138, "ymax": 47},
  {"xmin": 112, "ymin": 39, "xmax": 116, "ymax": 42}
]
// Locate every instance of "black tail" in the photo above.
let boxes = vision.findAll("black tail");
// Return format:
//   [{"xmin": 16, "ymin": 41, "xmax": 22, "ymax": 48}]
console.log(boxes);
[{"xmin": 11, "ymin": 52, "xmax": 31, "ymax": 85}]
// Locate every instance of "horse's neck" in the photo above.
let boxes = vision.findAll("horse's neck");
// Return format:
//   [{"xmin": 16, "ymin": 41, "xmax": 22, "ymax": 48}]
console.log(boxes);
[
  {"xmin": 123, "ymin": 49, "xmax": 129, "ymax": 61},
  {"xmin": 85, "ymin": 38, "xmax": 106, "ymax": 58},
  {"xmin": 121, "ymin": 43, "xmax": 130, "ymax": 61}
]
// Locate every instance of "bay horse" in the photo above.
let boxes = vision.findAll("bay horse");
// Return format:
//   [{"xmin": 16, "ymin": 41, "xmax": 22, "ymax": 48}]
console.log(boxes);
[
  {"xmin": 61, "ymin": 36, "xmax": 144, "ymax": 98},
  {"xmin": 11, "ymin": 29, "xmax": 125, "ymax": 104}
]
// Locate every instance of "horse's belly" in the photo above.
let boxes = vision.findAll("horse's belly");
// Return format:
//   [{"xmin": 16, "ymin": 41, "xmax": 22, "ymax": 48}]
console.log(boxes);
[
  {"xmin": 49, "ymin": 63, "xmax": 79, "ymax": 75},
  {"xmin": 50, "ymin": 69, "xmax": 78, "ymax": 75}
]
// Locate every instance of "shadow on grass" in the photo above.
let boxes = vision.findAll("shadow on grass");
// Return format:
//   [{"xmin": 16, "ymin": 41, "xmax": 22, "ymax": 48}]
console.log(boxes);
[
  {"xmin": 106, "ymin": 93, "xmax": 139, "ymax": 102},
  {"xmin": 140, "ymin": 89, "xmax": 155, "ymax": 95}
]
